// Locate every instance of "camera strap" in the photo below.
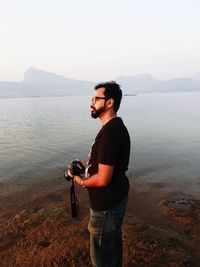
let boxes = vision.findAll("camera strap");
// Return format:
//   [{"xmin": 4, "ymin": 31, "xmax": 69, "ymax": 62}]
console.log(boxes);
[{"xmin": 70, "ymin": 180, "xmax": 78, "ymax": 218}]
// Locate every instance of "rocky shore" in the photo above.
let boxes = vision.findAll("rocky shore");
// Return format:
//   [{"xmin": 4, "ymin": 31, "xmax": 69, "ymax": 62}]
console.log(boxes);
[{"xmin": 0, "ymin": 178, "xmax": 200, "ymax": 267}]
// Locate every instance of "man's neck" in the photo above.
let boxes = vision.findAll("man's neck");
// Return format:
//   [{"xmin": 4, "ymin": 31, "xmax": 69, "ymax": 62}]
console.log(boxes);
[{"xmin": 99, "ymin": 110, "xmax": 117, "ymax": 125}]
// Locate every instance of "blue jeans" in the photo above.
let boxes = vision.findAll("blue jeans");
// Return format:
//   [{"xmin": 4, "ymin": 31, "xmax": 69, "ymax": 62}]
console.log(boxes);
[{"xmin": 88, "ymin": 196, "xmax": 128, "ymax": 267}]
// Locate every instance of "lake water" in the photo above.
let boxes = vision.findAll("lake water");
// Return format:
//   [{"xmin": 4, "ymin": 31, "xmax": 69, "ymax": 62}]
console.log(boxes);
[{"xmin": 0, "ymin": 92, "xmax": 200, "ymax": 193}]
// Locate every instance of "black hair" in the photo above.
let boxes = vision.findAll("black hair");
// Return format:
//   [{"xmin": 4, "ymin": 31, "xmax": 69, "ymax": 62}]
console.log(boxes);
[{"xmin": 94, "ymin": 81, "xmax": 122, "ymax": 112}]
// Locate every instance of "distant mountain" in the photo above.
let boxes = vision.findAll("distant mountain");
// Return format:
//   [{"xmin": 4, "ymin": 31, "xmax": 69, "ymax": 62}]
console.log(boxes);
[
  {"xmin": 0, "ymin": 68, "xmax": 95, "ymax": 98},
  {"xmin": 193, "ymin": 72, "xmax": 200, "ymax": 82},
  {"xmin": 117, "ymin": 74, "xmax": 164, "ymax": 93},
  {"xmin": 0, "ymin": 68, "xmax": 200, "ymax": 98},
  {"xmin": 163, "ymin": 78, "xmax": 200, "ymax": 92},
  {"xmin": 117, "ymin": 74, "xmax": 200, "ymax": 93},
  {"xmin": 23, "ymin": 67, "xmax": 69, "ymax": 83}
]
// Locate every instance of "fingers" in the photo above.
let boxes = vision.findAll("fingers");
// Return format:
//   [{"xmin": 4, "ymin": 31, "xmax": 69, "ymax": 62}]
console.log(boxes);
[
  {"xmin": 67, "ymin": 164, "xmax": 72, "ymax": 170},
  {"xmin": 67, "ymin": 169, "xmax": 73, "ymax": 178}
]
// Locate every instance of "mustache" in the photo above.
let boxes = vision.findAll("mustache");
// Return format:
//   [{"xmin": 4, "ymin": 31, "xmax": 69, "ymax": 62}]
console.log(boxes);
[{"xmin": 90, "ymin": 105, "xmax": 96, "ymax": 111}]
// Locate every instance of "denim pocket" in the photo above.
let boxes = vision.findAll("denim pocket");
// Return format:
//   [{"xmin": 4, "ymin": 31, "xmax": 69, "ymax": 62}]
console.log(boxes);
[
  {"xmin": 88, "ymin": 209, "xmax": 107, "ymax": 235},
  {"xmin": 88, "ymin": 196, "xmax": 128, "ymax": 236}
]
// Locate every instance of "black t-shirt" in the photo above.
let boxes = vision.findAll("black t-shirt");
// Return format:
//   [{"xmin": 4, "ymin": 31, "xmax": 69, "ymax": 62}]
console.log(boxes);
[{"xmin": 87, "ymin": 117, "xmax": 130, "ymax": 211}]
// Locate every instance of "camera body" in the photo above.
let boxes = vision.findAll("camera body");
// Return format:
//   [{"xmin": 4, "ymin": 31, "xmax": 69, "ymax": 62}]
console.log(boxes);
[{"xmin": 64, "ymin": 160, "xmax": 85, "ymax": 181}]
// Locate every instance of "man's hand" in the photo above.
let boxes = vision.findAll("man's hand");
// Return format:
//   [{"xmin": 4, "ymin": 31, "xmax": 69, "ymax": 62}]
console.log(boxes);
[
  {"xmin": 73, "ymin": 164, "xmax": 114, "ymax": 188},
  {"xmin": 73, "ymin": 175, "xmax": 84, "ymax": 185},
  {"xmin": 66, "ymin": 159, "xmax": 85, "ymax": 177}
]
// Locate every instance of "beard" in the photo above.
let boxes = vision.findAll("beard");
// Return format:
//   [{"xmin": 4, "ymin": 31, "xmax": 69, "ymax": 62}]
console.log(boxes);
[{"xmin": 91, "ymin": 106, "xmax": 106, "ymax": 119}]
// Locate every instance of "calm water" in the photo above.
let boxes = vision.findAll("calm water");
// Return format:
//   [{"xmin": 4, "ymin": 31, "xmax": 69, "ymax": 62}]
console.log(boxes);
[{"xmin": 0, "ymin": 92, "xmax": 200, "ymax": 192}]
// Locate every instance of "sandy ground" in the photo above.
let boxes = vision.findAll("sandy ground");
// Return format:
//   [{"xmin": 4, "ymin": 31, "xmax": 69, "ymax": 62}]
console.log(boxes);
[{"xmin": 0, "ymin": 177, "xmax": 200, "ymax": 267}]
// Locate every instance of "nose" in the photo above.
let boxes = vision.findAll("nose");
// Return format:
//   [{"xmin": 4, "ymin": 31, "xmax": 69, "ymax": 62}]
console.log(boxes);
[{"xmin": 90, "ymin": 98, "xmax": 94, "ymax": 105}]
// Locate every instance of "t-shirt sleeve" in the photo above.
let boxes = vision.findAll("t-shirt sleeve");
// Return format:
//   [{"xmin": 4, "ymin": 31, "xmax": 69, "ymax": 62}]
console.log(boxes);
[{"xmin": 97, "ymin": 128, "xmax": 119, "ymax": 165}]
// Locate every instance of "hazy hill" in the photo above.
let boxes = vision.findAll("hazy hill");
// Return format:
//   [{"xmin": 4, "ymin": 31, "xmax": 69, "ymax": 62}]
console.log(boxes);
[
  {"xmin": 117, "ymin": 74, "xmax": 164, "ymax": 93},
  {"xmin": 117, "ymin": 74, "xmax": 200, "ymax": 93},
  {"xmin": 193, "ymin": 72, "xmax": 200, "ymax": 82},
  {"xmin": 0, "ymin": 68, "xmax": 95, "ymax": 98},
  {"xmin": 0, "ymin": 68, "xmax": 200, "ymax": 98},
  {"xmin": 23, "ymin": 67, "xmax": 69, "ymax": 83}
]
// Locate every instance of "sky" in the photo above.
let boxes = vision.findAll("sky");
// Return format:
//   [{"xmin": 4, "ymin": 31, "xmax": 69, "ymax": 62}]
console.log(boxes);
[{"xmin": 0, "ymin": 0, "xmax": 200, "ymax": 82}]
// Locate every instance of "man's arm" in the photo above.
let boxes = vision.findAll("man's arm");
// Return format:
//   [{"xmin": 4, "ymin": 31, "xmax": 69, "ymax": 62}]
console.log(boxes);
[{"xmin": 73, "ymin": 163, "xmax": 113, "ymax": 187}]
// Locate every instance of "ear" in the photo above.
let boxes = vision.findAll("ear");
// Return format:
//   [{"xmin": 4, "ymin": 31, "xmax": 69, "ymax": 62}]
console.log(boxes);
[{"xmin": 107, "ymin": 98, "xmax": 114, "ymax": 109}]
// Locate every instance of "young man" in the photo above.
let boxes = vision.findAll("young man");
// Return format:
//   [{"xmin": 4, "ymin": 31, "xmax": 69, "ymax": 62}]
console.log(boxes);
[{"xmin": 72, "ymin": 81, "xmax": 130, "ymax": 267}]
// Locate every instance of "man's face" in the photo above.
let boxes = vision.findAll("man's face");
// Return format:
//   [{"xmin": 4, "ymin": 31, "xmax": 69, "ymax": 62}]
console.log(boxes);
[{"xmin": 90, "ymin": 88, "xmax": 107, "ymax": 119}]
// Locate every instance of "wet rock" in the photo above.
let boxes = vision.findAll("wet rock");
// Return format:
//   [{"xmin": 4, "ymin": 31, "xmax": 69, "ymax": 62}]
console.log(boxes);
[{"xmin": 162, "ymin": 193, "xmax": 200, "ymax": 227}]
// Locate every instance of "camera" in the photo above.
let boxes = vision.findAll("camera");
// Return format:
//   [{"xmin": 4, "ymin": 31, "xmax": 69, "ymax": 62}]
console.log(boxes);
[
  {"xmin": 64, "ymin": 159, "xmax": 85, "ymax": 218},
  {"xmin": 64, "ymin": 160, "xmax": 85, "ymax": 181}
]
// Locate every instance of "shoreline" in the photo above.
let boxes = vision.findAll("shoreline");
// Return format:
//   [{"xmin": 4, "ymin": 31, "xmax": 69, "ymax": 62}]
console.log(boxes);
[{"xmin": 1, "ymin": 177, "xmax": 200, "ymax": 266}]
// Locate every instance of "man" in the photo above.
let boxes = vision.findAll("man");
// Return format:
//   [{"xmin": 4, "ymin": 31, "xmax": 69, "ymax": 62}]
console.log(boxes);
[{"xmin": 72, "ymin": 81, "xmax": 130, "ymax": 267}]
